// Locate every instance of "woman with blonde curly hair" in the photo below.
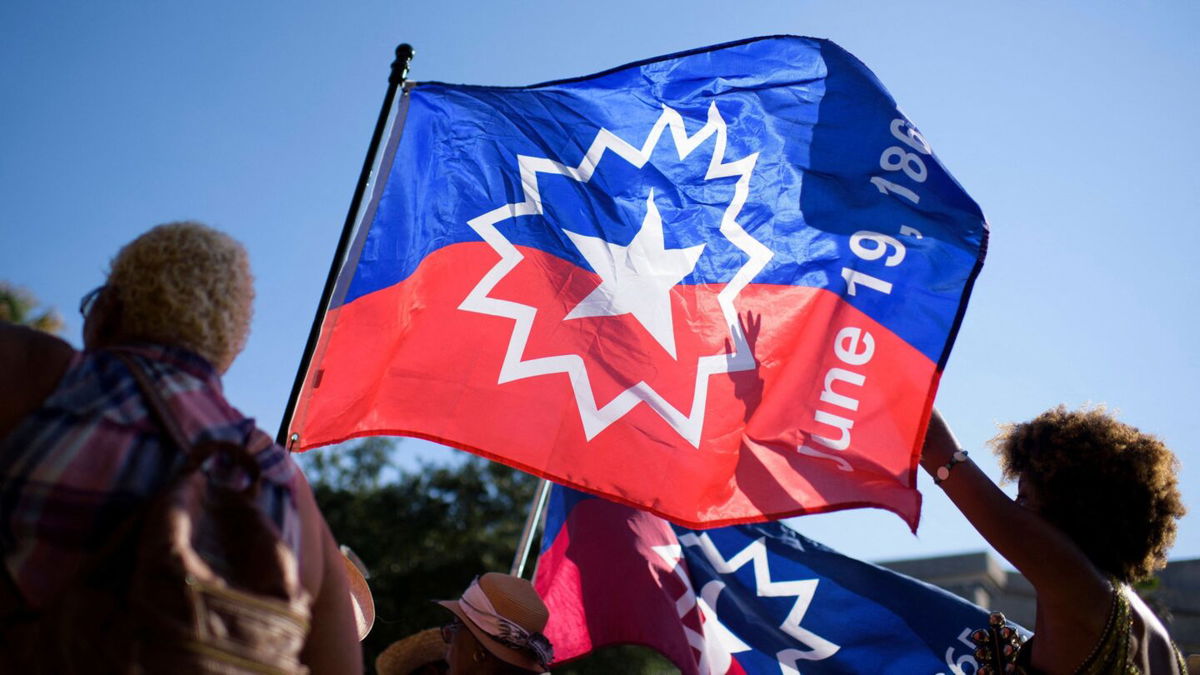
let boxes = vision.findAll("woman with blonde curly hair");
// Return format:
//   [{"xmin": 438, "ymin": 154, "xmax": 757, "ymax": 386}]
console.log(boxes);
[
  {"xmin": 0, "ymin": 222, "xmax": 362, "ymax": 673},
  {"xmin": 88, "ymin": 220, "xmax": 255, "ymax": 372},
  {"xmin": 922, "ymin": 406, "xmax": 1187, "ymax": 674}
]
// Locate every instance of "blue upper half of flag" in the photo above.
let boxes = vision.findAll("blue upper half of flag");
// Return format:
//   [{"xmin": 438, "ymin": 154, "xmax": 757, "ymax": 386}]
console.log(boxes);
[{"xmin": 342, "ymin": 35, "xmax": 987, "ymax": 365}]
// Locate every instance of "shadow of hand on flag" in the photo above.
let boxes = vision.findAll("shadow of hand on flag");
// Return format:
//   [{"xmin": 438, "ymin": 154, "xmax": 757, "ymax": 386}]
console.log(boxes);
[
  {"xmin": 728, "ymin": 310, "xmax": 764, "ymax": 423},
  {"xmin": 725, "ymin": 309, "xmax": 914, "ymax": 523}
]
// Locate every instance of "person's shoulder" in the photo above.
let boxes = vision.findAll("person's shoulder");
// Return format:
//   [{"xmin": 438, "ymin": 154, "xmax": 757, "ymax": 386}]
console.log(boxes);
[
  {"xmin": 245, "ymin": 425, "xmax": 303, "ymax": 484},
  {"xmin": 1123, "ymin": 584, "xmax": 1172, "ymax": 638},
  {"xmin": 183, "ymin": 379, "xmax": 302, "ymax": 489},
  {"xmin": 0, "ymin": 322, "xmax": 77, "ymax": 438},
  {"xmin": 1120, "ymin": 585, "xmax": 1188, "ymax": 674},
  {"xmin": 0, "ymin": 321, "xmax": 75, "ymax": 373}
]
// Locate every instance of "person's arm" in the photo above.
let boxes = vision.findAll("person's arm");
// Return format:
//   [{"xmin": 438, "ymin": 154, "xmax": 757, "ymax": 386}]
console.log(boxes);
[
  {"xmin": 293, "ymin": 472, "xmax": 363, "ymax": 674},
  {"xmin": 921, "ymin": 409, "xmax": 1109, "ymax": 614}
]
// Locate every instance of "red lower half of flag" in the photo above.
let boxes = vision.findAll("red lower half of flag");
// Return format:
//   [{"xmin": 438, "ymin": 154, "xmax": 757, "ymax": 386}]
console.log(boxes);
[
  {"xmin": 532, "ymin": 497, "xmax": 703, "ymax": 672},
  {"xmin": 292, "ymin": 243, "xmax": 936, "ymax": 529}
]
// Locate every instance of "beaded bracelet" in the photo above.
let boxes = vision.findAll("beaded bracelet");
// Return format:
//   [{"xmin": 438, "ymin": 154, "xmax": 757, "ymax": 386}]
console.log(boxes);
[{"xmin": 934, "ymin": 450, "xmax": 969, "ymax": 485}]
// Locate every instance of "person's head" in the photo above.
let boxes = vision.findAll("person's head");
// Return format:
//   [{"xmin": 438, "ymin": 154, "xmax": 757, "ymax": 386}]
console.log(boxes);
[
  {"xmin": 992, "ymin": 406, "xmax": 1186, "ymax": 583},
  {"xmin": 82, "ymin": 222, "xmax": 254, "ymax": 372},
  {"xmin": 437, "ymin": 573, "xmax": 553, "ymax": 675},
  {"xmin": 376, "ymin": 628, "xmax": 448, "ymax": 675}
]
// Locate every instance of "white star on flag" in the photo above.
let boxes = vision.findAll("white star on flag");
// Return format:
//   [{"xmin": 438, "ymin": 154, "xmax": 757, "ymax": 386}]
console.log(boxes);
[
  {"xmin": 459, "ymin": 103, "xmax": 772, "ymax": 444},
  {"xmin": 564, "ymin": 189, "xmax": 705, "ymax": 359}
]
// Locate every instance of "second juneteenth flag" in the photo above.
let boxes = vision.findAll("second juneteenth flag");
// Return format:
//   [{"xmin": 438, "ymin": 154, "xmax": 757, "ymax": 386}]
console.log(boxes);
[
  {"xmin": 533, "ymin": 485, "xmax": 1027, "ymax": 674},
  {"xmin": 288, "ymin": 36, "xmax": 988, "ymax": 529}
]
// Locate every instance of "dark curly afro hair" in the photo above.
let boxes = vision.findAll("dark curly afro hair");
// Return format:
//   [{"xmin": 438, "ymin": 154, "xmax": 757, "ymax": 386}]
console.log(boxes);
[{"xmin": 991, "ymin": 406, "xmax": 1185, "ymax": 583}]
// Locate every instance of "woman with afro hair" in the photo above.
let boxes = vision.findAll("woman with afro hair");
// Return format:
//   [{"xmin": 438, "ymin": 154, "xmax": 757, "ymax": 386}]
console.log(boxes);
[{"xmin": 922, "ymin": 406, "xmax": 1187, "ymax": 674}]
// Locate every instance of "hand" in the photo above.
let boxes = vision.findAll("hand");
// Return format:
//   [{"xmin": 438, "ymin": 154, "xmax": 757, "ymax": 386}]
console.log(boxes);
[{"xmin": 921, "ymin": 407, "xmax": 962, "ymax": 472}]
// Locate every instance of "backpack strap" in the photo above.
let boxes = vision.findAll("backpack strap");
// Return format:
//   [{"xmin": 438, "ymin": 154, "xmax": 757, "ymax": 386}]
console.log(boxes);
[{"xmin": 111, "ymin": 350, "xmax": 262, "ymax": 489}]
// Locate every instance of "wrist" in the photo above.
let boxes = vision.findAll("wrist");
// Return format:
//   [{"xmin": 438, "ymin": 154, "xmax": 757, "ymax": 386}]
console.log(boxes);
[
  {"xmin": 932, "ymin": 449, "xmax": 970, "ymax": 485},
  {"xmin": 921, "ymin": 408, "xmax": 963, "ymax": 468}
]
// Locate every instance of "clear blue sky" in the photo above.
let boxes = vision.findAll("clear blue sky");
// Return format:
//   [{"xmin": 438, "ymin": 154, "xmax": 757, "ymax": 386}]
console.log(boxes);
[{"xmin": 2, "ymin": 1, "xmax": 1197, "ymax": 566}]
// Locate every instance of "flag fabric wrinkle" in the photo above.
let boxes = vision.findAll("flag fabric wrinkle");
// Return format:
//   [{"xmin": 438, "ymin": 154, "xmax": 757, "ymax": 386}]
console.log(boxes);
[
  {"xmin": 533, "ymin": 485, "xmax": 1026, "ymax": 674},
  {"xmin": 290, "ymin": 35, "xmax": 988, "ymax": 530}
]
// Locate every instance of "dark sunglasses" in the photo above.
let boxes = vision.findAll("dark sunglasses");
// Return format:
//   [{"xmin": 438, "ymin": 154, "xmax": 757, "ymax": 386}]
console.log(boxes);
[
  {"xmin": 79, "ymin": 285, "xmax": 106, "ymax": 317},
  {"xmin": 440, "ymin": 618, "xmax": 463, "ymax": 644}
]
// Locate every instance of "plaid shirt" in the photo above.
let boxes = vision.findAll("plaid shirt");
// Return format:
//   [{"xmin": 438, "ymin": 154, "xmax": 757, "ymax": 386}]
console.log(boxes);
[{"xmin": 0, "ymin": 344, "xmax": 302, "ymax": 609}]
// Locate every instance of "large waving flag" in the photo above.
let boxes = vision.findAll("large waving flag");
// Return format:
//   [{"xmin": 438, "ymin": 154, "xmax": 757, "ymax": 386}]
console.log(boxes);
[
  {"xmin": 534, "ymin": 485, "xmax": 1023, "ymax": 674},
  {"xmin": 288, "ymin": 36, "xmax": 988, "ymax": 528}
]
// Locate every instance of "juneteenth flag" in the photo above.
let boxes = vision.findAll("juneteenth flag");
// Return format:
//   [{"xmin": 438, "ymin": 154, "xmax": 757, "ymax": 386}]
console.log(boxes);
[
  {"xmin": 288, "ymin": 36, "xmax": 987, "ymax": 529},
  {"xmin": 533, "ymin": 485, "xmax": 1024, "ymax": 674}
]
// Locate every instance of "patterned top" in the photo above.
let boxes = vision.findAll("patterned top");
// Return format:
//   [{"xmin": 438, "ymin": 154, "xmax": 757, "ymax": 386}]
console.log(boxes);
[
  {"xmin": 1077, "ymin": 585, "xmax": 1134, "ymax": 674},
  {"xmin": 0, "ymin": 344, "xmax": 303, "ymax": 609},
  {"xmin": 1015, "ymin": 583, "xmax": 1187, "ymax": 674}
]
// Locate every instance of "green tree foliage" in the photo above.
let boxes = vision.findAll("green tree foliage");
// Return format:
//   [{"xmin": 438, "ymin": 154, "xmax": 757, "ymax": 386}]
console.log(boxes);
[
  {"xmin": 0, "ymin": 282, "xmax": 64, "ymax": 335},
  {"xmin": 301, "ymin": 438, "xmax": 675, "ymax": 674}
]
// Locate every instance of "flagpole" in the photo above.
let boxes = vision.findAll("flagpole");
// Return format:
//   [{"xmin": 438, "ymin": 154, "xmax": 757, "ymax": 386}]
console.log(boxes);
[
  {"xmin": 276, "ymin": 42, "xmax": 415, "ymax": 448},
  {"xmin": 510, "ymin": 478, "xmax": 552, "ymax": 578}
]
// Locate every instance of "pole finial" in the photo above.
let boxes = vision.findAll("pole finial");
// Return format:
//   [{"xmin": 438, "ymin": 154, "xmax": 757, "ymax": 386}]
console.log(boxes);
[{"xmin": 390, "ymin": 43, "xmax": 415, "ymax": 85}]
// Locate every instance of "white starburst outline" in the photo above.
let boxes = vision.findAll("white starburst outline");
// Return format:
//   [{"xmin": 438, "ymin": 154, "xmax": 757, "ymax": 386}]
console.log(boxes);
[
  {"xmin": 652, "ymin": 543, "xmax": 752, "ymax": 675},
  {"xmin": 679, "ymin": 532, "xmax": 841, "ymax": 673},
  {"xmin": 458, "ymin": 102, "xmax": 772, "ymax": 446}
]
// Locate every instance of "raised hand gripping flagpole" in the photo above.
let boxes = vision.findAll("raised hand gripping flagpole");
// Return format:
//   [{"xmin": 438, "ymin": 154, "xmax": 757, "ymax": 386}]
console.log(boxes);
[{"xmin": 277, "ymin": 43, "xmax": 415, "ymax": 448}]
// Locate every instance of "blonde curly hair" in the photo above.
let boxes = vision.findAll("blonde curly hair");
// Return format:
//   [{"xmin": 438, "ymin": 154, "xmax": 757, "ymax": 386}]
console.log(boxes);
[{"xmin": 106, "ymin": 222, "xmax": 254, "ymax": 371}]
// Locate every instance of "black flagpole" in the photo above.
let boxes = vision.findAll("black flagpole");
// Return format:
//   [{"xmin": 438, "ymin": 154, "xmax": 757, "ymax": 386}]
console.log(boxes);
[{"xmin": 276, "ymin": 43, "xmax": 415, "ymax": 448}]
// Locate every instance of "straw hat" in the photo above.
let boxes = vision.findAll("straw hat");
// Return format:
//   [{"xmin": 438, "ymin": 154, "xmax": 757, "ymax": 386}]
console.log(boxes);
[
  {"xmin": 375, "ymin": 628, "xmax": 446, "ymax": 675},
  {"xmin": 436, "ymin": 573, "xmax": 553, "ymax": 673},
  {"xmin": 340, "ymin": 547, "xmax": 375, "ymax": 640}
]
